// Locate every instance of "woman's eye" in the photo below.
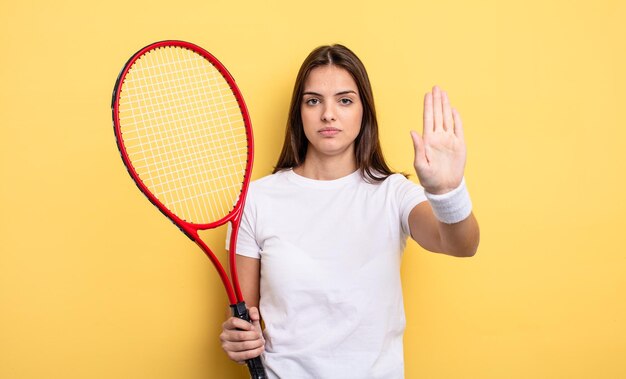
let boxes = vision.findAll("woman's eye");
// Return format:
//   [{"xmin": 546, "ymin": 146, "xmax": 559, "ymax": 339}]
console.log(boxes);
[
  {"xmin": 306, "ymin": 98, "xmax": 320, "ymax": 105},
  {"xmin": 340, "ymin": 98, "xmax": 353, "ymax": 105}
]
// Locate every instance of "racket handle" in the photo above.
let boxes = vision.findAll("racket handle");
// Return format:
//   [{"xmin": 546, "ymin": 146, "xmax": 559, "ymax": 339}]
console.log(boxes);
[{"xmin": 231, "ymin": 302, "xmax": 267, "ymax": 379}]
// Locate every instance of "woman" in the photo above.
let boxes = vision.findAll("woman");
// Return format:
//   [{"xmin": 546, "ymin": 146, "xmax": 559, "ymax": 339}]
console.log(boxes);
[{"xmin": 220, "ymin": 44, "xmax": 480, "ymax": 378}]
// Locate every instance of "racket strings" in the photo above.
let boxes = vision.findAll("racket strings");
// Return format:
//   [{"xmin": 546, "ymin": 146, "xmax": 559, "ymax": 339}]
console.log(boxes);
[
  {"xmin": 118, "ymin": 46, "xmax": 248, "ymax": 224},
  {"xmin": 162, "ymin": 46, "xmax": 244, "ymax": 221},
  {"xmin": 127, "ymin": 136, "xmax": 245, "ymax": 171},
  {"xmin": 129, "ymin": 49, "xmax": 208, "ymax": 221}
]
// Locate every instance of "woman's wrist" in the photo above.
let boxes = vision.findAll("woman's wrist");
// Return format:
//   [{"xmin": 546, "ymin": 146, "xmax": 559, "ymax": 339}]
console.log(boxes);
[{"xmin": 425, "ymin": 178, "xmax": 472, "ymax": 224}]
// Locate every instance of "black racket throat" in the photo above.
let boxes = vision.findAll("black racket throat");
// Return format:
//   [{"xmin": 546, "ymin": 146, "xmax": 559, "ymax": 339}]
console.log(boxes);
[{"xmin": 230, "ymin": 301, "xmax": 251, "ymax": 321}]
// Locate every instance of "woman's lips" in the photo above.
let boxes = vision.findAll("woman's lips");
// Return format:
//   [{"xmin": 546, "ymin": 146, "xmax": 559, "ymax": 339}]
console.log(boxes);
[{"xmin": 318, "ymin": 127, "xmax": 341, "ymax": 137}]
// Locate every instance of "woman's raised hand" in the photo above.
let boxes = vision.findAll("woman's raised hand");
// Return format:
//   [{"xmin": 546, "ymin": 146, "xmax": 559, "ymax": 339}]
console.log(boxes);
[{"xmin": 411, "ymin": 86, "xmax": 467, "ymax": 195}]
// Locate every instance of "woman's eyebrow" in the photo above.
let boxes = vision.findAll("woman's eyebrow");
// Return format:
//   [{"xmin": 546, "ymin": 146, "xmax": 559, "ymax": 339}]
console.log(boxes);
[
  {"xmin": 302, "ymin": 90, "xmax": 358, "ymax": 96},
  {"xmin": 335, "ymin": 90, "xmax": 358, "ymax": 96}
]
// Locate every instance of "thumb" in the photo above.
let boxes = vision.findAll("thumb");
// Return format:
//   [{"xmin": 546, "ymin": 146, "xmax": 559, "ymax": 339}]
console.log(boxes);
[
  {"xmin": 248, "ymin": 306, "xmax": 261, "ymax": 322},
  {"xmin": 248, "ymin": 306, "xmax": 265, "ymax": 340},
  {"xmin": 410, "ymin": 130, "xmax": 427, "ymax": 167}
]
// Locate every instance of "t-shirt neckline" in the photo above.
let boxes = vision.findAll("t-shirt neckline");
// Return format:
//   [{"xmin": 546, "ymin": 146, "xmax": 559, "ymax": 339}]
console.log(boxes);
[{"xmin": 285, "ymin": 168, "xmax": 362, "ymax": 189}]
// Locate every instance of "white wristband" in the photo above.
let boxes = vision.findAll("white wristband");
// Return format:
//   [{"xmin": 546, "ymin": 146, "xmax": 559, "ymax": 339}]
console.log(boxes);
[{"xmin": 425, "ymin": 178, "xmax": 473, "ymax": 224}]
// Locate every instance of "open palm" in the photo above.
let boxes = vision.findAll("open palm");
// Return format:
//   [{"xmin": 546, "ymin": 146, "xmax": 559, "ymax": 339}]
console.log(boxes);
[{"xmin": 411, "ymin": 86, "xmax": 466, "ymax": 194}]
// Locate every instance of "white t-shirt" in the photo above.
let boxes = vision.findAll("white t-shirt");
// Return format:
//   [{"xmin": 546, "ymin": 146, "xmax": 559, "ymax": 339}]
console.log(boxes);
[{"xmin": 235, "ymin": 169, "xmax": 426, "ymax": 379}]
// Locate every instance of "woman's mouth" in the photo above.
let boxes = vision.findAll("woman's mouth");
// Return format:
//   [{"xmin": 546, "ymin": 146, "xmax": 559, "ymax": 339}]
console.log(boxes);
[{"xmin": 319, "ymin": 127, "xmax": 341, "ymax": 137}]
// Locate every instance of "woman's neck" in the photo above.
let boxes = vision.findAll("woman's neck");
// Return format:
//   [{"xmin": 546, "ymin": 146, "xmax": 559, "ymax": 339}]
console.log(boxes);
[{"xmin": 293, "ymin": 152, "xmax": 357, "ymax": 180}]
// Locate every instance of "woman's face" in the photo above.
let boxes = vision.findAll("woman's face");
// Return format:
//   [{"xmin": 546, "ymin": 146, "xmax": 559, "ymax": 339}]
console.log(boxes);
[{"xmin": 300, "ymin": 65, "xmax": 363, "ymax": 161}]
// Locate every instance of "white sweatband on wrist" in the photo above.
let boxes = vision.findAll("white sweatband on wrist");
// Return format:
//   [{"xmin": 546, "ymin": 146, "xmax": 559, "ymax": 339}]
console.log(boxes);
[{"xmin": 425, "ymin": 178, "xmax": 473, "ymax": 224}]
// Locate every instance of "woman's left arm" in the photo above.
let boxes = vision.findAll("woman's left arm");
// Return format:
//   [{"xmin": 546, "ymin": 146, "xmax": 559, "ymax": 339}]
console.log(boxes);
[
  {"xmin": 408, "ymin": 202, "xmax": 479, "ymax": 257},
  {"xmin": 408, "ymin": 86, "xmax": 480, "ymax": 257}
]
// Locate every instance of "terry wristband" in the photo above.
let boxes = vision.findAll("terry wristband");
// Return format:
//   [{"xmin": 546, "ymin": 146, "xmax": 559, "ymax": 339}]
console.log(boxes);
[{"xmin": 425, "ymin": 178, "xmax": 472, "ymax": 224}]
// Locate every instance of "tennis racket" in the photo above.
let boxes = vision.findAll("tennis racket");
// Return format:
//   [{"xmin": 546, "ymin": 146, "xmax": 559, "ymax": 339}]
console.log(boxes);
[{"xmin": 111, "ymin": 40, "xmax": 266, "ymax": 378}]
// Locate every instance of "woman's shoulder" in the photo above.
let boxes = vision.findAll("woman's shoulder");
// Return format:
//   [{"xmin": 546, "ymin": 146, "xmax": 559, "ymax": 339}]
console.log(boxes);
[
  {"xmin": 247, "ymin": 170, "xmax": 293, "ymax": 195},
  {"xmin": 372, "ymin": 172, "xmax": 425, "ymax": 197},
  {"xmin": 364, "ymin": 170, "xmax": 412, "ymax": 186}
]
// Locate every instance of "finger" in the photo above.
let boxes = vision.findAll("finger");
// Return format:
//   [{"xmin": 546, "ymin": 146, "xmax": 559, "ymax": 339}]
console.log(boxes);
[
  {"xmin": 442, "ymin": 90, "xmax": 453, "ymax": 133},
  {"xmin": 222, "ymin": 336, "xmax": 265, "ymax": 352},
  {"xmin": 410, "ymin": 130, "xmax": 427, "ymax": 166},
  {"xmin": 452, "ymin": 108, "xmax": 465, "ymax": 140},
  {"xmin": 223, "ymin": 341, "xmax": 265, "ymax": 363},
  {"xmin": 432, "ymin": 86, "xmax": 443, "ymax": 132},
  {"xmin": 228, "ymin": 345, "xmax": 265, "ymax": 364},
  {"xmin": 223, "ymin": 317, "xmax": 252, "ymax": 331},
  {"xmin": 220, "ymin": 328, "xmax": 262, "ymax": 345},
  {"xmin": 423, "ymin": 92, "xmax": 433, "ymax": 135}
]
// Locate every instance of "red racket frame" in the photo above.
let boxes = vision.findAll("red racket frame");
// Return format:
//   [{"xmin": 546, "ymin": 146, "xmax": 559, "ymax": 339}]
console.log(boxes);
[{"xmin": 111, "ymin": 40, "xmax": 254, "ymax": 305}]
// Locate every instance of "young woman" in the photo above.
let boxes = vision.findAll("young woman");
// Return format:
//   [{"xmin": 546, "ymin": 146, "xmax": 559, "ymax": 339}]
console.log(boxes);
[{"xmin": 220, "ymin": 44, "xmax": 480, "ymax": 378}]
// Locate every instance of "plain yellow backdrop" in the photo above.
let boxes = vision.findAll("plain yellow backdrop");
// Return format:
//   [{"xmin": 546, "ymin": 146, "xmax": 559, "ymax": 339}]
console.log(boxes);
[{"xmin": 1, "ymin": 0, "xmax": 625, "ymax": 378}]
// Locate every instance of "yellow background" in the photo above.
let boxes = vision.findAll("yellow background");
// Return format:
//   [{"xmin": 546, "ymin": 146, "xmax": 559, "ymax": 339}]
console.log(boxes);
[{"xmin": 1, "ymin": 0, "xmax": 625, "ymax": 378}]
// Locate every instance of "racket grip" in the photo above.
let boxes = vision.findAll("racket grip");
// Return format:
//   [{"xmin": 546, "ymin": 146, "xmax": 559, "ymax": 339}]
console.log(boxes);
[{"xmin": 231, "ymin": 302, "xmax": 267, "ymax": 379}]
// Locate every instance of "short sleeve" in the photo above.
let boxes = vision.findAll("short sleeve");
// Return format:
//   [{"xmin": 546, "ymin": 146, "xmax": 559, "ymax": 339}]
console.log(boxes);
[
  {"xmin": 393, "ymin": 175, "xmax": 427, "ymax": 237},
  {"xmin": 225, "ymin": 186, "xmax": 261, "ymax": 259}
]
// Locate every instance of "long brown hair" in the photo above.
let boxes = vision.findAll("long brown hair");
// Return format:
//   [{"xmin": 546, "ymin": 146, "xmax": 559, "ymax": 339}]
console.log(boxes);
[{"xmin": 273, "ymin": 44, "xmax": 399, "ymax": 182}]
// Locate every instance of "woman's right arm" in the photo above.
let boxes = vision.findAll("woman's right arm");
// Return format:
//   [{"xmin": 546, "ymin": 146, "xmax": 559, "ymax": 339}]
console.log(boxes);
[{"xmin": 219, "ymin": 255, "xmax": 265, "ymax": 363}]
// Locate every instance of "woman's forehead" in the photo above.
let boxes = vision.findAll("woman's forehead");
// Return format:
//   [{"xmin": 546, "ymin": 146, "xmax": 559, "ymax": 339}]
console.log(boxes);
[{"xmin": 304, "ymin": 65, "xmax": 358, "ymax": 92}]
